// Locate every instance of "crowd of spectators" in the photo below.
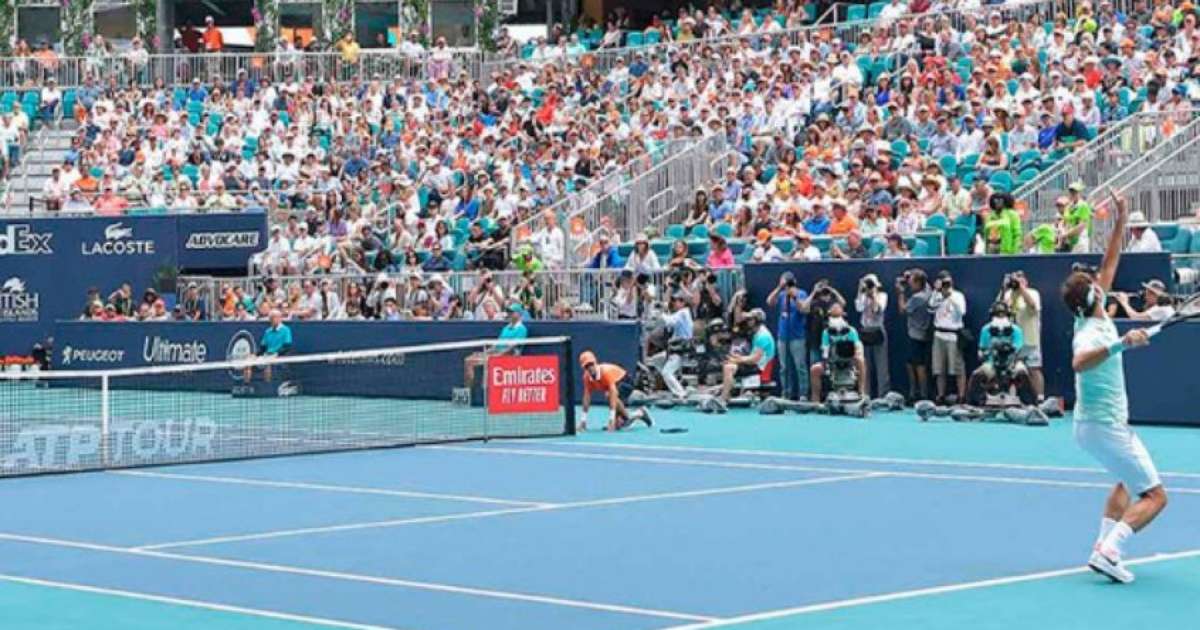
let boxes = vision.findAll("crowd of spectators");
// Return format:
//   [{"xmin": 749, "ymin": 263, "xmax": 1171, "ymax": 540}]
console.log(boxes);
[{"xmin": 16, "ymin": 1, "xmax": 1200, "ymax": 273}]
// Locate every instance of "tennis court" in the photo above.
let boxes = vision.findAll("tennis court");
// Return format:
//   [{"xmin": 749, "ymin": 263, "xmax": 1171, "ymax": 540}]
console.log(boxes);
[{"xmin": 3, "ymin": 407, "xmax": 1200, "ymax": 630}]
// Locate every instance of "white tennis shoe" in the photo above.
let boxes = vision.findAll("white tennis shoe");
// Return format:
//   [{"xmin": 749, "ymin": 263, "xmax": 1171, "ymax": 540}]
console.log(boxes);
[{"xmin": 1088, "ymin": 550, "xmax": 1135, "ymax": 584}]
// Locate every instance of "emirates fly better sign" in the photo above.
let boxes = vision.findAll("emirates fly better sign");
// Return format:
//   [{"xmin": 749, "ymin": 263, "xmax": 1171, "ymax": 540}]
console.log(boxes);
[{"xmin": 486, "ymin": 354, "xmax": 561, "ymax": 414}]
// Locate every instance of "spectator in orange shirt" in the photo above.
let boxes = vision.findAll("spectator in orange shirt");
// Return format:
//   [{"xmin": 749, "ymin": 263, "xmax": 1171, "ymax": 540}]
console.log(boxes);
[
  {"xmin": 74, "ymin": 169, "xmax": 100, "ymax": 200},
  {"xmin": 93, "ymin": 186, "xmax": 130, "ymax": 216},
  {"xmin": 203, "ymin": 16, "xmax": 224, "ymax": 53},
  {"xmin": 828, "ymin": 199, "xmax": 859, "ymax": 235},
  {"xmin": 579, "ymin": 350, "xmax": 652, "ymax": 432}
]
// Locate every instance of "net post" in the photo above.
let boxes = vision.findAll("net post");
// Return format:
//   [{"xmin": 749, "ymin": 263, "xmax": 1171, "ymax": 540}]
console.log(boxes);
[
  {"xmin": 100, "ymin": 374, "xmax": 111, "ymax": 467},
  {"xmin": 563, "ymin": 337, "xmax": 576, "ymax": 436}
]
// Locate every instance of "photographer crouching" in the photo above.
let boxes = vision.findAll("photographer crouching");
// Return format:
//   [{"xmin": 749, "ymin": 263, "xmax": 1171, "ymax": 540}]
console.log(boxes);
[
  {"xmin": 855, "ymin": 273, "xmax": 890, "ymax": 398},
  {"xmin": 999, "ymin": 270, "xmax": 1045, "ymax": 401},
  {"xmin": 646, "ymin": 291, "xmax": 695, "ymax": 400},
  {"xmin": 966, "ymin": 302, "xmax": 1036, "ymax": 406},
  {"xmin": 810, "ymin": 304, "xmax": 868, "ymax": 402},
  {"xmin": 895, "ymin": 269, "xmax": 933, "ymax": 402},
  {"xmin": 804, "ymin": 279, "xmax": 847, "ymax": 378}
]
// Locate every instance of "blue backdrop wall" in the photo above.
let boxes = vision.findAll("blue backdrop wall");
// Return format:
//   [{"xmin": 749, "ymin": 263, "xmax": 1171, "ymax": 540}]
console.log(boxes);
[
  {"xmin": 52, "ymin": 320, "xmax": 641, "ymax": 404},
  {"xmin": 744, "ymin": 253, "xmax": 1173, "ymax": 408},
  {"xmin": 0, "ymin": 214, "xmax": 266, "ymax": 355}
]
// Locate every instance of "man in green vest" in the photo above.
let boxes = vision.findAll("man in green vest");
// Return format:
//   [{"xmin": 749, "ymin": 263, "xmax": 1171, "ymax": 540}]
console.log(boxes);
[{"xmin": 1062, "ymin": 181, "xmax": 1094, "ymax": 252}]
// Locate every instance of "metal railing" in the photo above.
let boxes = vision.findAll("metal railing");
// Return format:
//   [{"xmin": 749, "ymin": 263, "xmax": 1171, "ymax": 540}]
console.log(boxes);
[
  {"xmin": 514, "ymin": 134, "xmax": 737, "ymax": 267},
  {"xmin": 1089, "ymin": 120, "xmax": 1200, "ymax": 250},
  {"xmin": 510, "ymin": 137, "xmax": 700, "ymax": 261},
  {"xmin": 1016, "ymin": 111, "xmax": 1195, "ymax": 232},
  {"xmin": 181, "ymin": 267, "xmax": 744, "ymax": 322},
  {"xmin": 0, "ymin": 48, "xmax": 485, "ymax": 89}
]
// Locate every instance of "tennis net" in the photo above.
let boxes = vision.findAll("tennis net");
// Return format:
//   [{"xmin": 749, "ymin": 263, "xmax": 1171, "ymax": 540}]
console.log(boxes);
[{"xmin": 0, "ymin": 336, "xmax": 575, "ymax": 477}]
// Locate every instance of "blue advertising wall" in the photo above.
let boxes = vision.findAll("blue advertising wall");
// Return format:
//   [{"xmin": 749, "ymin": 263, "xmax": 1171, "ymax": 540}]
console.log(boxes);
[
  {"xmin": 1117, "ymin": 320, "xmax": 1200, "ymax": 425},
  {"xmin": 0, "ymin": 214, "xmax": 266, "ymax": 355},
  {"xmin": 52, "ymin": 320, "xmax": 641, "ymax": 404},
  {"xmin": 744, "ymin": 253, "xmax": 1173, "ymax": 410}
]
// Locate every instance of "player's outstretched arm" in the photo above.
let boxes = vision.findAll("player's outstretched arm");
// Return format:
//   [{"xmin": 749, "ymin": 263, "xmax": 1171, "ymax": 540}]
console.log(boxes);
[{"xmin": 1098, "ymin": 188, "xmax": 1128, "ymax": 293}]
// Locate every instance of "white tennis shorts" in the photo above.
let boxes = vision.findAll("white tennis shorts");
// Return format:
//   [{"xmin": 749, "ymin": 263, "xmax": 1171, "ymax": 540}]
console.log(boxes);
[{"xmin": 1074, "ymin": 421, "xmax": 1163, "ymax": 495}]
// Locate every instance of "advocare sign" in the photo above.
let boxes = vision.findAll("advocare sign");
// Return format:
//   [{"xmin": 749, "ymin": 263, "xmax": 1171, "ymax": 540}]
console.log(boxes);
[{"xmin": 486, "ymin": 355, "xmax": 560, "ymax": 414}]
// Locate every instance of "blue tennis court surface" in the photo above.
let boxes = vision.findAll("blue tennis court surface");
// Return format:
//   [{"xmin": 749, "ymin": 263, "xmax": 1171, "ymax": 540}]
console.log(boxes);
[{"xmin": 4, "ymin": 410, "xmax": 1200, "ymax": 630}]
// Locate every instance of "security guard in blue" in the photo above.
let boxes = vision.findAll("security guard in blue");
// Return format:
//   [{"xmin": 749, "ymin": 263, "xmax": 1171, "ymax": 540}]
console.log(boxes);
[{"xmin": 243, "ymin": 309, "xmax": 293, "ymax": 384}]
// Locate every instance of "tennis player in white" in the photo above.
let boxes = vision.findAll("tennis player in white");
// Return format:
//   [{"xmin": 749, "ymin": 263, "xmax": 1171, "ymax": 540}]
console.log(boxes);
[{"xmin": 1061, "ymin": 189, "xmax": 1168, "ymax": 584}]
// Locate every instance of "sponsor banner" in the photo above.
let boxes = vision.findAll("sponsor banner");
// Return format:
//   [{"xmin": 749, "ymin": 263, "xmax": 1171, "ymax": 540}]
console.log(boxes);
[
  {"xmin": 0, "ymin": 214, "xmax": 266, "ymax": 355},
  {"xmin": 51, "ymin": 320, "xmax": 642, "ymax": 404},
  {"xmin": 487, "ymin": 354, "xmax": 561, "ymax": 414},
  {"xmin": 175, "ymin": 213, "xmax": 268, "ymax": 269},
  {"xmin": 0, "ymin": 418, "xmax": 218, "ymax": 472}
]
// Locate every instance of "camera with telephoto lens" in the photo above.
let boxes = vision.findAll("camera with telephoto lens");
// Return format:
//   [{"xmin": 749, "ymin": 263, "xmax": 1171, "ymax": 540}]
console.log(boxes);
[
  {"xmin": 636, "ymin": 273, "xmax": 650, "ymax": 287},
  {"xmin": 1004, "ymin": 271, "xmax": 1023, "ymax": 291},
  {"xmin": 1071, "ymin": 262, "xmax": 1099, "ymax": 277}
]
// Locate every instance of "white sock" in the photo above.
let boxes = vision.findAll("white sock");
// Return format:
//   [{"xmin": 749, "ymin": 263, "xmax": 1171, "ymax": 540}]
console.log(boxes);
[
  {"xmin": 1101, "ymin": 522, "xmax": 1134, "ymax": 559},
  {"xmin": 1096, "ymin": 517, "xmax": 1118, "ymax": 548}
]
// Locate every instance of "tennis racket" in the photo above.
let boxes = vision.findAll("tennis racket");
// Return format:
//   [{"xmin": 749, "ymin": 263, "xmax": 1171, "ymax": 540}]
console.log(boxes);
[{"xmin": 1146, "ymin": 293, "xmax": 1200, "ymax": 338}]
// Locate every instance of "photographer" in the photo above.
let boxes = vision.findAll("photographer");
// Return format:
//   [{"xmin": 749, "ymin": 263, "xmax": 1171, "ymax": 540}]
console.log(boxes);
[
  {"xmin": 1110, "ymin": 279, "xmax": 1175, "ymax": 322},
  {"xmin": 810, "ymin": 303, "xmax": 868, "ymax": 402},
  {"xmin": 767, "ymin": 271, "xmax": 810, "ymax": 401},
  {"xmin": 720, "ymin": 308, "xmax": 777, "ymax": 404},
  {"xmin": 855, "ymin": 273, "xmax": 890, "ymax": 398},
  {"xmin": 646, "ymin": 291, "xmax": 695, "ymax": 400},
  {"xmin": 929, "ymin": 271, "xmax": 968, "ymax": 404},
  {"xmin": 999, "ymin": 271, "xmax": 1044, "ymax": 400},
  {"xmin": 805, "ymin": 279, "xmax": 847, "ymax": 374},
  {"xmin": 967, "ymin": 302, "xmax": 1035, "ymax": 405},
  {"xmin": 691, "ymin": 269, "xmax": 724, "ymax": 330},
  {"xmin": 895, "ymin": 269, "xmax": 933, "ymax": 401},
  {"xmin": 612, "ymin": 270, "xmax": 657, "ymax": 320},
  {"xmin": 514, "ymin": 269, "xmax": 545, "ymax": 319}
]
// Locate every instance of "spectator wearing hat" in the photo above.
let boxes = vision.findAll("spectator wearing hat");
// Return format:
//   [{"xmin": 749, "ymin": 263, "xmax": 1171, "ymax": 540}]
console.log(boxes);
[
  {"xmin": 1111, "ymin": 280, "xmax": 1175, "ymax": 321},
  {"xmin": 707, "ymin": 232, "xmax": 736, "ymax": 268},
  {"xmin": 803, "ymin": 200, "xmax": 831, "ymax": 235},
  {"xmin": 1062, "ymin": 181, "xmax": 1094, "ymax": 252},
  {"xmin": 588, "ymin": 232, "xmax": 622, "ymax": 269},
  {"xmin": 1125, "ymin": 211, "xmax": 1162, "ymax": 252},
  {"xmin": 751, "ymin": 229, "xmax": 785, "ymax": 262},
  {"xmin": 625, "ymin": 233, "xmax": 661, "ymax": 273},
  {"xmin": 791, "ymin": 232, "xmax": 821, "ymax": 261},
  {"xmin": 203, "ymin": 16, "xmax": 224, "ymax": 53},
  {"xmin": 828, "ymin": 200, "xmax": 859, "ymax": 236}
]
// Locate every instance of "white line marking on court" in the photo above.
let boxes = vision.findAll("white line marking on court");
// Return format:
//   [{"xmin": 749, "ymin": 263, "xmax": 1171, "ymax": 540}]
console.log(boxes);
[
  {"xmin": 134, "ymin": 473, "xmax": 882, "ymax": 550},
  {"xmin": 0, "ymin": 572, "xmax": 402, "ymax": 630},
  {"xmin": 110, "ymin": 470, "xmax": 553, "ymax": 508},
  {"xmin": 520, "ymin": 439, "xmax": 1200, "ymax": 480},
  {"xmin": 0, "ymin": 532, "xmax": 717, "ymax": 623},
  {"xmin": 431, "ymin": 445, "xmax": 1200, "ymax": 494},
  {"xmin": 661, "ymin": 547, "xmax": 1200, "ymax": 629}
]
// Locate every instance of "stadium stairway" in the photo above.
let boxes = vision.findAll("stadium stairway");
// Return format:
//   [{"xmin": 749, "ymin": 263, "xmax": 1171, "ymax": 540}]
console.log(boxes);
[
  {"xmin": 4, "ymin": 122, "xmax": 77, "ymax": 213},
  {"xmin": 1016, "ymin": 111, "xmax": 1200, "ymax": 233}
]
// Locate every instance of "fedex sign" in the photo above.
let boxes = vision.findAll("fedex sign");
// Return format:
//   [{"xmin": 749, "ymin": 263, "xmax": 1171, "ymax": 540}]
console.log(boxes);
[{"xmin": 486, "ymin": 355, "xmax": 561, "ymax": 414}]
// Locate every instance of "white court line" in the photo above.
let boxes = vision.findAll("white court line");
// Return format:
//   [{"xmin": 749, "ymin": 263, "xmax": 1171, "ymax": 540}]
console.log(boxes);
[
  {"xmin": 111, "ymin": 470, "xmax": 553, "ymax": 508},
  {"xmin": 430, "ymin": 445, "xmax": 1200, "ymax": 494},
  {"xmin": 135, "ymin": 473, "xmax": 882, "ymax": 550},
  {"xmin": 663, "ymin": 547, "xmax": 1200, "ymax": 629},
  {"xmin": 521, "ymin": 439, "xmax": 1200, "ymax": 480},
  {"xmin": 0, "ymin": 572, "xmax": 402, "ymax": 630},
  {"xmin": 0, "ymin": 532, "xmax": 717, "ymax": 623}
]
